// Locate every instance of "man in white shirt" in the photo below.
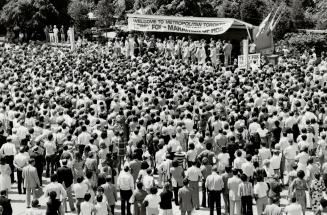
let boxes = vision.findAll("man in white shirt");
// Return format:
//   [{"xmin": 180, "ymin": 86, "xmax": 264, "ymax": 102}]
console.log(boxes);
[
  {"xmin": 73, "ymin": 176, "xmax": 88, "ymax": 215},
  {"xmin": 77, "ymin": 126, "xmax": 91, "ymax": 154},
  {"xmin": 254, "ymin": 175, "xmax": 269, "ymax": 215},
  {"xmin": 168, "ymin": 133, "xmax": 181, "ymax": 153},
  {"xmin": 270, "ymin": 150, "xmax": 282, "ymax": 176},
  {"xmin": 117, "ymin": 166, "xmax": 134, "ymax": 215},
  {"xmin": 284, "ymin": 197, "xmax": 303, "ymax": 215},
  {"xmin": 43, "ymin": 133, "xmax": 57, "ymax": 177},
  {"xmin": 44, "ymin": 173, "xmax": 67, "ymax": 211},
  {"xmin": 241, "ymin": 155, "xmax": 255, "ymax": 179},
  {"xmin": 185, "ymin": 162, "xmax": 202, "ymax": 209},
  {"xmin": 258, "ymin": 144, "xmax": 271, "ymax": 162},
  {"xmin": 0, "ymin": 136, "xmax": 17, "ymax": 182},
  {"xmin": 14, "ymin": 147, "xmax": 29, "ymax": 194},
  {"xmin": 284, "ymin": 140, "xmax": 299, "ymax": 171}
]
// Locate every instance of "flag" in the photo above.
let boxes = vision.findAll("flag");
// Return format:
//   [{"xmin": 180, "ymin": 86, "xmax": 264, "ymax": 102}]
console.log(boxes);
[
  {"xmin": 270, "ymin": 6, "xmax": 285, "ymax": 31},
  {"xmin": 256, "ymin": 12, "xmax": 272, "ymax": 38}
]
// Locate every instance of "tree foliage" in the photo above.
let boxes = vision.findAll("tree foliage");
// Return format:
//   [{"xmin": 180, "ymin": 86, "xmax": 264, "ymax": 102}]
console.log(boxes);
[
  {"xmin": 0, "ymin": 0, "xmax": 58, "ymax": 33},
  {"xmin": 95, "ymin": 0, "xmax": 115, "ymax": 27},
  {"xmin": 68, "ymin": 0, "xmax": 92, "ymax": 34}
]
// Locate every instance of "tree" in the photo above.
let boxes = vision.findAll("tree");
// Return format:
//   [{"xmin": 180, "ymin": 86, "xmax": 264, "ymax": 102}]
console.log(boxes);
[
  {"xmin": 0, "ymin": 0, "xmax": 58, "ymax": 39},
  {"xmin": 290, "ymin": 0, "xmax": 306, "ymax": 29},
  {"xmin": 96, "ymin": 0, "xmax": 115, "ymax": 27},
  {"xmin": 240, "ymin": 0, "xmax": 267, "ymax": 25},
  {"xmin": 68, "ymin": 0, "xmax": 91, "ymax": 34}
]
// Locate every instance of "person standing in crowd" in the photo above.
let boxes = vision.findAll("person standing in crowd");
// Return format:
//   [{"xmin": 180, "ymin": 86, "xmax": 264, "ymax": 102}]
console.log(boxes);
[
  {"xmin": 44, "ymin": 133, "xmax": 57, "ymax": 178},
  {"xmin": 0, "ymin": 190, "xmax": 12, "ymax": 215},
  {"xmin": 117, "ymin": 166, "xmax": 134, "ymax": 215},
  {"xmin": 57, "ymin": 159, "xmax": 75, "ymax": 213},
  {"xmin": 178, "ymin": 179, "xmax": 195, "ymax": 215},
  {"xmin": 73, "ymin": 176, "xmax": 88, "ymax": 215},
  {"xmin": 14, "ymin": 147, "xmax": 29, "ymax": 194},
  {"xmin": 284, "ymin": 197, "xmax": 303, "ymax": 215},
  {"xmin": 60, "ymin": 26, "xmax": 65, "ymax": 43},
  {"xmin": 53, "ymin": 25, "xmax": 59, "ymax": 44},
  {"xmin": 222, "ymin": 166, "xmax": 232, "ymax": 214},
  {"xmin": 254, "ymin": 175, "xmax": 269, "ymax": 215},
  {"xmin": 22, "ymin": 158, "xmax": 40, "ymax": 209},
  {"xmin": 205, "ymin": 166, "xmax": 224, "ymax": 215},
  {"xmin": 130, "ymin": 182, "xmax": 147, "ymax": 215},
  {"xmin": 0, "ymin": 158, "xmax": 11, "ymax": 197},
  {"xmin": 102, "ymin": 175, "xmax": 117, "ymax": 215},
  {"xmin": 80, "ymin": 193, "xmax": 96, "ymax": 215},
  {"xmin": 170, "ymin": 160, "xmax": 184, "ymax": 206},
  {"xmin": 263, "ymin": 197, "xmax": 282, "ymax": 215},
  {"xmin": 160, "ymin": 182, "xmax": 173, "ymax": 215},
  {"xmin": 185, "ymin": 161, "xmax": 202, "ymax": 210},
  {"xmin": 143, "ymin": 186, "xmax": 160, "ymax": 215},
  {"xmin": 44, "ymin": 25, "xmax": 49, "ymax": 42},
  {"xmin": 238, "ymin": 174, "xmax": 253, "ymax": 215},
  {"xmin": 290, "ymin": 170, "xmax": 308, "ymax": 215},
  {"xmin": 46, "ymin": 191, "xmax": 61, "ymax": 215},
  {"xmin": 310, "ymin": 173, "xmax": 325, "ymax": 214},
  {"xmin": 201, "ymin": 157, "xmax": 212, "ymax": 208},
  {"xmin": 44, "ymin": 174, "xmax": 67, "ymax": 214},
  {"xmin": 0, "ymin": 137, "xmax": 16, "ymax": 183}
]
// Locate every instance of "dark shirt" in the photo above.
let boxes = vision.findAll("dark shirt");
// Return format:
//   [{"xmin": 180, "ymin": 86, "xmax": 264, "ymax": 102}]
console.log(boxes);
[
  {"xmin": 57, "ymin": 166, "xmax": 74, "ymax": 188},
  {"xmin": 160, "ymin": 190, "xmax": 173, "ymax": 209},
  {"xmin": 0, "ymin": 196, "xmax": 12, "ymax": 215},
  {"xmin": 46, "ymin": 199, "xmax": 61, "ymax": 215}
]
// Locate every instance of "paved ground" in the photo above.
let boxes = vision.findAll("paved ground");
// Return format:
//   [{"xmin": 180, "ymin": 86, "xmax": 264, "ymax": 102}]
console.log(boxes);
[{"xmin": 10, "ymin": 175, "xmax": 316, "ymax": 215}]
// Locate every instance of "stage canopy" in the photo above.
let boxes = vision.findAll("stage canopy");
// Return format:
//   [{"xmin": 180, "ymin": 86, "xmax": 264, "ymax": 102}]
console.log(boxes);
[{"xmin": 127, "ymin": 14, "xmax": 254, "ymax": 35}]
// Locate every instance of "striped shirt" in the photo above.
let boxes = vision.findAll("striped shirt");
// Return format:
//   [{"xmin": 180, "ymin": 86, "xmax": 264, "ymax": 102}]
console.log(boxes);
[{"xmin": 238, "ymin": 181, "xmax": 253, "ymax": 197}]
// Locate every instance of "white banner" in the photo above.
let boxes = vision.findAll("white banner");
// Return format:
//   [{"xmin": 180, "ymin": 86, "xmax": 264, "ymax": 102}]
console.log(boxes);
[
  {"xmin": 127, "ymin": 14, "xmax": 234, "ymax": 35},
  {"xmin": 238, "ymin": 53, "xmax": 261, "ymax": 69}
]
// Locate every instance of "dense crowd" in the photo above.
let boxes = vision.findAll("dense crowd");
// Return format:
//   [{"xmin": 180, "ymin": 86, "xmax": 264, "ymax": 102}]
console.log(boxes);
[{"xmin": 0, "ymin": 33, "xmax": 326, "ymax": 215}]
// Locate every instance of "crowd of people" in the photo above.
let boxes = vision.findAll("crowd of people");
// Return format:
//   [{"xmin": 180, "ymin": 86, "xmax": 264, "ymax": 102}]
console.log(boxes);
[{"xmin": 0, "ymin": 32, "xmax": 326, "ymax": 215}]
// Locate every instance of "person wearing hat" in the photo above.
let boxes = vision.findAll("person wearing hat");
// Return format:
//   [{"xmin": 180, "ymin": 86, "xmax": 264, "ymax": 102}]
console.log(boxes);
[{"xmin": 205, "ymin": 165, "xmax": 224, "ymax": 215}]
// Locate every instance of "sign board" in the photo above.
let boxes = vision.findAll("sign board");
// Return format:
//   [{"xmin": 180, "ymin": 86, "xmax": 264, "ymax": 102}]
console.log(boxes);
[
  {"xmin": 238, "ymin": 53, "xmax": 261, "ymax": 69},
  {"xmin": 128, "ymin": 14, "xmax": 234, "ymax": 35}
]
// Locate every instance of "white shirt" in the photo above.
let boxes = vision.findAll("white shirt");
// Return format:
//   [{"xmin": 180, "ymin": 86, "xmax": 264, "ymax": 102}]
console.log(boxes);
[
  {"xmin": 254, "ymin": 182, "xmax": 268, "ymax": 198},
  {"xmin": 117, "ymin": 171, "xmax": 134, "ymax": 191},
  {"xmin": 80, "ymin": 201, "xmax": 95, "ymax": 215},
  {"xmin": 95, "ymin": 201, "xmax": 109, "ymax": 215},
  {"xmin": 270, "ymin": 154, "xmax": 282, "ymax": 170},
  {"xmin": 14, "ymin": 152, "xmax": 29, "ymax": 170},
  {"xmin": 241, "ymin": 161, "xmax": 255, "ymax": 177},
  {"xmin": 284, "ymin": 144, "xmax": 299, "ymax": 159},
  {"xmin": 44, "ymin": 182, "xmax": 67, "ymax": 200},
  {"xmin": 0, "ymin": 142, "xmax": 17, "ymax": 156},
  {"xmin": 144, "ymin": 194, "xmax": 160, "ymax": 209},
  {"xmin": 73, "ymin": 182, "xmax": 88, "ymax": 199},
  {"xmin": 284, "ymin": 203, "xmax": 303, "ymax": 215},
  {"xmin": 186, "ymin": 166, "xmax": 202, "ymax": 181},
  {"xmin": 168, "ymin": 139, "xmax": 181, "ymax": 152}
]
